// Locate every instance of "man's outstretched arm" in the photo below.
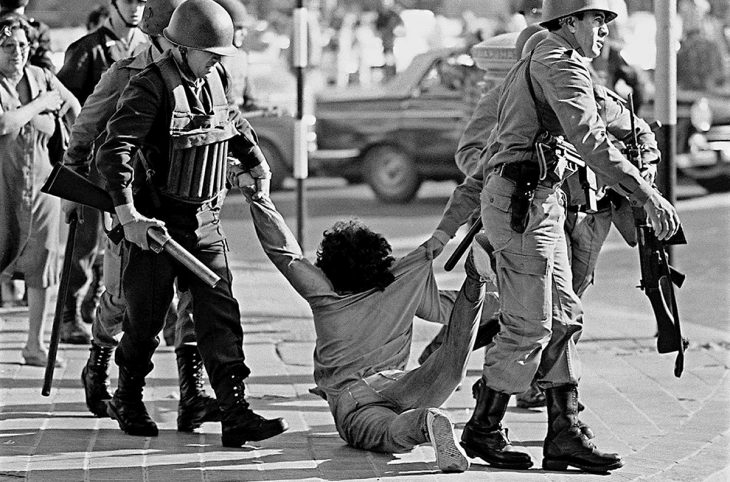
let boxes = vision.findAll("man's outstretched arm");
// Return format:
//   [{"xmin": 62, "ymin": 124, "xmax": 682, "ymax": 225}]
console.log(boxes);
[{"xmin": 248, "ymin": 194, "xmax": 332, "ymax": 299}]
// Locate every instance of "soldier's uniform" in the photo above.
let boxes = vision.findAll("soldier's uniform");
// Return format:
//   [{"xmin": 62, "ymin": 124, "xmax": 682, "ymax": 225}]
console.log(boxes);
[
  {"xmin": 96, "ymin": 51, "xmax": 258, "ymax": 399},
  {"xmin": 67, "ymin": 30, "xmax": 221, "ymax": 432},
  {"xmin": 431, "ymin": 3, "xmax": 675, "ymax": 470},
  {"xmin": 56, "ymin": 20, "xmax": 146, "ymax": 342},
  {"xmin": 96, "ymin": 0, "xmax": 287, "ymax": 447}
]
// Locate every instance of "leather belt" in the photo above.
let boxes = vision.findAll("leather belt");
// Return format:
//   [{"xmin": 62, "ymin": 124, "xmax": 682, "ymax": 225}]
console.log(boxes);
[{"xmin": 493, "ymin": 162, "xmax": 557, "ymax": 188}]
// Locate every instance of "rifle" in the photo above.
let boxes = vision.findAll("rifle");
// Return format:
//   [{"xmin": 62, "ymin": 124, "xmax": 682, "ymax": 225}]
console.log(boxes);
[
  {"xmin": 42, "ymin": 212, "xmax": 77, "ymax": 396},
  {"xmin": 41, "ymin": 163, "xmax": 221, "ymax": 289},
  {"xmin": 626, "ymin": 93, "xmax": 688, "ymax": 378}
]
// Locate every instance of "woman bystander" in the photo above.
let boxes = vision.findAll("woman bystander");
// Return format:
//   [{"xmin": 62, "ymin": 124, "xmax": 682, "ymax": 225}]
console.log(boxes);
[{"xmin": 0, "ymin": 16, "xmax": 80, "ymax": 366}]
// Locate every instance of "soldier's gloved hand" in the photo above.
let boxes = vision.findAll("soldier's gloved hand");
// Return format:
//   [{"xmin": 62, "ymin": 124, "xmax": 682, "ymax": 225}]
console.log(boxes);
[
  {"xmin": 62, "ymin": 200, "xmax": 83, "ymax": 224},
  {"xmin": 114, "ymin": 203, "xmax": 166, "ymax": 250},
  {"xmin": 643, "ymin": 190, "xmax": 680, "ymax": 241},
  {"xmin": 248, "ymin": 163, "xmax": 272, "ymax": 201},
  {"xmin": 226, "ymin": 158, "xmax": 249, "ymax": 187},
  {"xmin": 227, "ymin": 158, "xmax": 270, "ymax": 200},
  {"xmin": 421, "ymin": 230, "xmax": 450, "ymax": 260}
]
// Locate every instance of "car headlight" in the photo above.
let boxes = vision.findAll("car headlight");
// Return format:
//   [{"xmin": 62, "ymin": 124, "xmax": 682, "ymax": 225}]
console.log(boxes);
[{"xmin": 690, "ymin": 97, "xmax": 713, "ymax": 132}]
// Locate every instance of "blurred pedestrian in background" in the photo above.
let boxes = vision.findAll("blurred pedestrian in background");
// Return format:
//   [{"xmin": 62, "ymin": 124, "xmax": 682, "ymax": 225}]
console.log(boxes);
[
  {"xmin": 55, "ymin": 0, "xmax": 146, "ymax": 345},
  {"xmin": 0, "ymin": 16, "xmax": 80, "ymax": 366},
  {"xmin": 375, "ymin": 0, "xmax": 402, "ymax": 80},
  {"xmin": 677, "ymin": 0, "xmax": 727, "ymax": 90}
]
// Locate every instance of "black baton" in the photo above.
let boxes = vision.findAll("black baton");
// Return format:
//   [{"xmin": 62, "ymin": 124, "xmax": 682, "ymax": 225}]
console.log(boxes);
[
  {"xmin": 42, "ymin": 213, "xmax": 78, "ymax": 396},
  {"xmin": 444, "ymin": 217, "xmax": 483, "ymax": 272}
]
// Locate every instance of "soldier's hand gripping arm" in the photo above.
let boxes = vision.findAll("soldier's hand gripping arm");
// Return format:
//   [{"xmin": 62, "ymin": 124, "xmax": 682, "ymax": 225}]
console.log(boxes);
[
  {"xmin": 228, "ymin": 113, "xmax": 272, "ymax": 200},
  {"xmin": 227, "ymin": 153, "xmax": 272, "ymax": 200},
  {"xmin": 420, "ymin": 230, "xmax": 451, "ymax": 260}
]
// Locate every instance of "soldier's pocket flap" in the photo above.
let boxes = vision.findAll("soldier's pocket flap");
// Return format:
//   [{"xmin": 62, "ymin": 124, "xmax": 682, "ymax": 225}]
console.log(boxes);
[
  {"xmin": 498, "ymin": 251, "xmax": 549, "ymax": 276},
  {"xmin": 484, "ymin": 190, "xmax": 512, "ymax": 213}
]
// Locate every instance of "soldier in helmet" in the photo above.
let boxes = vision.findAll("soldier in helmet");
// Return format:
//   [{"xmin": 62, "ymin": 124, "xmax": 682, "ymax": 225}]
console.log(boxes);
[
  {"xmin": 64, "ymin": 0, "xmax": 224, "ymax": 434},
  {"xmin": 95, "ymin": 0, "xmax": 286, "ymax": 447},
  {"xmin": 428, "ymin": 0, "xmax": 680, "ymax": 473},
  {"xmin": 55, "ymin": 0, "xmax": 147, "ymax": 345}
]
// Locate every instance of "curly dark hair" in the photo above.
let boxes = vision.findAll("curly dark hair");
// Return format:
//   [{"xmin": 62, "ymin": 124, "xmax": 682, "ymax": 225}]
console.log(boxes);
[{"xmin": 315, "ymin": 219, "xmax": 395, "ymax": 294}]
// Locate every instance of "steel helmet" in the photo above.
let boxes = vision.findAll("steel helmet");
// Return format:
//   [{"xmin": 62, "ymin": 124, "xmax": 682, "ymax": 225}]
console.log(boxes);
[
  {"xmin": 140, "ymin": 0, "xmax": 185, "ymax": 36},
  {"xmin": 163, "ymin": 0, "xmax": 237, "ymax": 56},
  {"xmin": 521, "ymin": 29, "xmax": 549, "ymax": 57},
  {"xmin": 539, "ymin": 0, "xmax": 618, "ymax": 27},
  {"xmin": 514, "ymin": 23, "xmax": 544, "ymax": 57},
  {"xmin": 214, "ymin": 0, "xmax": 252, "ymax": 28}
]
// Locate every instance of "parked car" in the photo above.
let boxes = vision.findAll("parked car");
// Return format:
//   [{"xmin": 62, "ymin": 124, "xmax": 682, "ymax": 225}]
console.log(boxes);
[
  {"xmin": 675, "ymin": 87, "xmax": 730, "ymax": 193},
  {"xmin": 311, "ymin": 47, "xmax": 479, "ymax": 203}
]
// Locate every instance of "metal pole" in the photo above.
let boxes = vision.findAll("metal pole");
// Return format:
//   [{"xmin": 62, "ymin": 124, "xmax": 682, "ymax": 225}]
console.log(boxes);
[
  {"xmin": 655, "ymin": 0, "xmax": 677, "ymax": 261},
  {"xmin": 293, "ymin": 0, "xmax": 308, "ymax": 248}
]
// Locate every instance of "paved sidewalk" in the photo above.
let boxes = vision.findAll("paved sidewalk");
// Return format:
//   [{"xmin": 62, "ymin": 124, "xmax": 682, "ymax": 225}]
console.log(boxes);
[{"xmin": 2, "ymin": 251, "xmax": 729, "ymax": 481}]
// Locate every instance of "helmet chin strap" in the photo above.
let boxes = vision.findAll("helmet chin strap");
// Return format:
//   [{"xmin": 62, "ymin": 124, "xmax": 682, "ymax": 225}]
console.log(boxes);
[
  {"xmin": 111, "ymin": 0, "xmax": 139, "ymax": 29},
  {"xmin": 177, "ymin": 46, "xmax": 197, "ymax": 78}
]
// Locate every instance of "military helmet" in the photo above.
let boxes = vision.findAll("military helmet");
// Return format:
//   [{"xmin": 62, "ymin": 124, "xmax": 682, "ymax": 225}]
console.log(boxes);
[
  {"xmin": 214, "ymin": 0, "xmax": 252, "ymax": 28},
  {"xmin": 539, "ymin": 0, "xmax": 618, "ymax": 27},
  {"xmin": 163, "ymin": 0, "xmax": 238, "ymax": 56},
  {"xmin": 521, "ymin": 29, "xmax": 549, "ymax": 57},
  {"xmin": 140, "ymin": 0, "xmax": 185, "ymax": 36},
  {"xmin": 514, "ymin": 23, "xmax": 544, "ymax": 57}
]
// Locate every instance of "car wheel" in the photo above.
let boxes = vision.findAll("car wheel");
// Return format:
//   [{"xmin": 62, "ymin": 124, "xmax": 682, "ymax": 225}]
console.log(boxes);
[
  {"xmin": 363, "ymin": 146, "xmax": 421, "ymax": 203},
  {"xmin": 258, "ymin": 140, "xmax": 288, "ymax": 191}
]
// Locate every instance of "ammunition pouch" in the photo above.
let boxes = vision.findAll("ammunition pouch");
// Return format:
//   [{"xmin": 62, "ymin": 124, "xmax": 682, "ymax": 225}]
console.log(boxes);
[
  {"xmin": 163, "ymin": 124, "xmax": 237, "ymax": 204},
  {"xmin": 155, "ymin": 53, "xmax": 236, "ymax": 205}
]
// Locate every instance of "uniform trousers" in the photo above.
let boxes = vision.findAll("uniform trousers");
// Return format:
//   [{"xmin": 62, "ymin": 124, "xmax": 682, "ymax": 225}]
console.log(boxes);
[
  {"xmin": 92, "ymin": 235, "xmax": 197, "ymax": 349},
  {"xmin": 480, "ymin": 172, "xmax": 583, "ymax": 394},
  {"xmin": 115, "ymin": 209, "xmax": 247, "ymax": 391}
]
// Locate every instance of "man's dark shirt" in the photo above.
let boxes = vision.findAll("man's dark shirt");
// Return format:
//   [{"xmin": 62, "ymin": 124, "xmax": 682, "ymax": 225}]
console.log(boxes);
[{"xmin": 57, "ymin": 26, "xmax": 144, "ymax": 105}]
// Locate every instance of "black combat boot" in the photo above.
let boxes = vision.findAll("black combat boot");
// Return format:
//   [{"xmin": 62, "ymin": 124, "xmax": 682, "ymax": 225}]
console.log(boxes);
[
  {"xmin": 80, "ymin": 262, "xmax": 104, "ymax": 324},
  {"xmin": 81, "ymin": 342, "xmax": 114, "ymax": 417},
  {"xmin": 460, "ymin": 378, "xmax": 533, "ymax": 469},
  {"xmin": 107, "ymin": 366, "xmax": 158, "ymax": 436},
  {"xmin": 542, "ymin": 385, "xmax": 622, "ymax": 473},
  {"xmin": 218, "ymin": 367, "xmax": 288, "ymax": 447},
  {"xmin": 60, "ymin": 296, "xmax": 91, "ymax": 344},
  {"xmin": 176, "ymin": 346, "xmax": 221, "ymax": 432}
]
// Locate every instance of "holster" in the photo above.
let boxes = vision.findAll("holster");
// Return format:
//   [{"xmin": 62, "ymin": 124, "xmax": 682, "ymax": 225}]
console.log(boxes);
[{"xmin": 508, "ymin": 164, "xmax": 540, "ymax": 234}]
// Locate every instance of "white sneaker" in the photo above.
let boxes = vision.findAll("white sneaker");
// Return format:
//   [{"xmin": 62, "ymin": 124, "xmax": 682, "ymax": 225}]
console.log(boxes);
[{"xmin": 426, "ymin": 409, "xmax": 470, "ymax": 473}]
